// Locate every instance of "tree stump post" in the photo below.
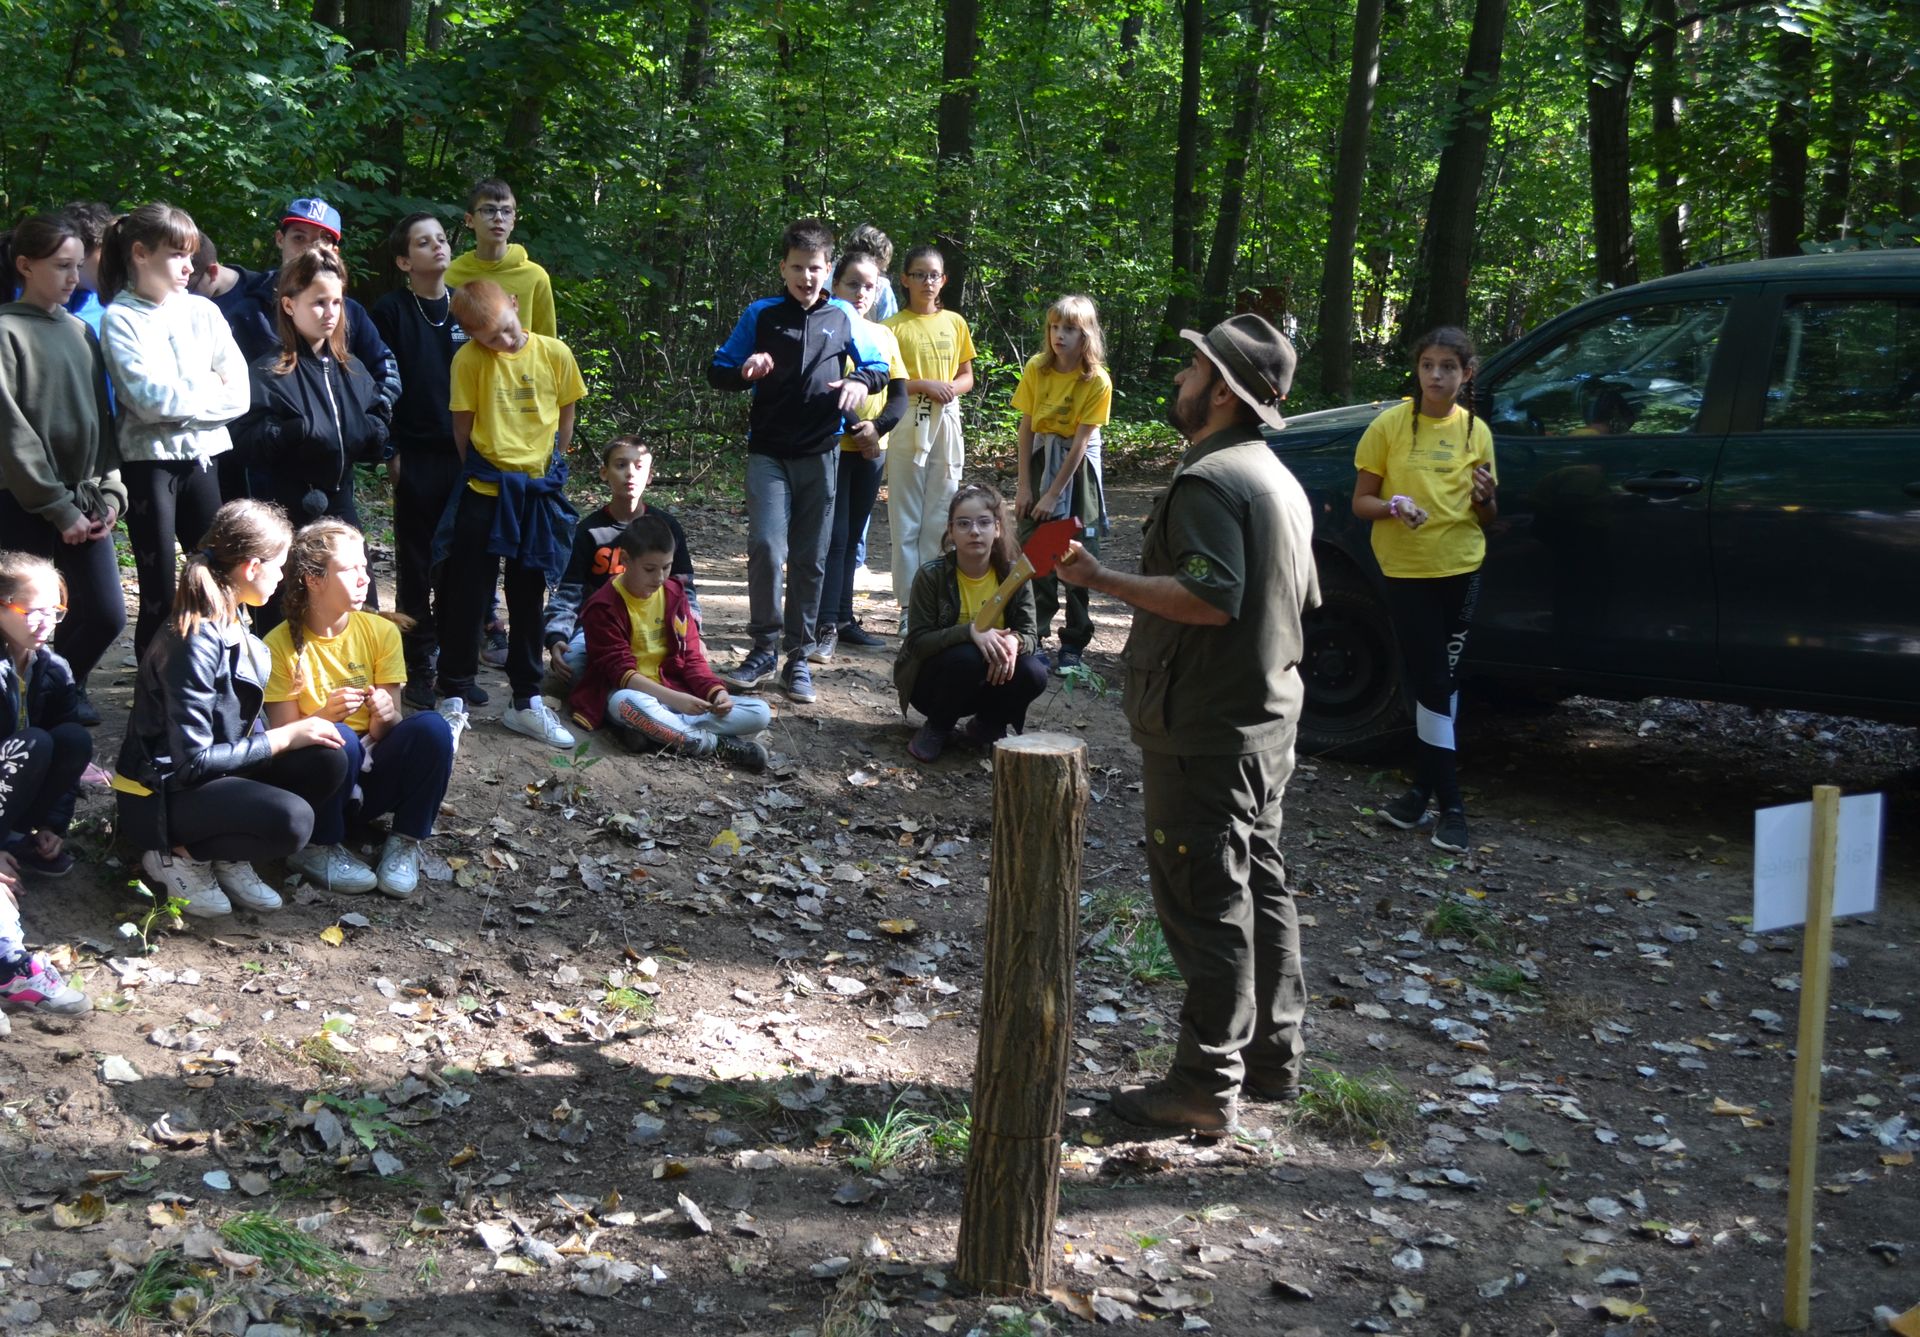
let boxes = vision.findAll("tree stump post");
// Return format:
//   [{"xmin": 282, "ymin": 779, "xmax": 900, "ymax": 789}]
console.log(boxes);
[{"xmin": 955, "ymin": 731, "xmax": 1090, "ymax": 1296}]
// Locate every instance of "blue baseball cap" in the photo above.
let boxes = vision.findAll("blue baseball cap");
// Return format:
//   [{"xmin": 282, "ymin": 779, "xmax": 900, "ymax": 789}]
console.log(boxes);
[{"xmin": 279, "ymin": 197, "xmax": 343, "ymax": 239}]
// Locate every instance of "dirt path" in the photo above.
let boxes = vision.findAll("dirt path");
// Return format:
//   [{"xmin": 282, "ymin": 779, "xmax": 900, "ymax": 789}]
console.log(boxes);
[{"xmin": 4, "ymin": 478, "xmax": 1916, "ymax": 1336}]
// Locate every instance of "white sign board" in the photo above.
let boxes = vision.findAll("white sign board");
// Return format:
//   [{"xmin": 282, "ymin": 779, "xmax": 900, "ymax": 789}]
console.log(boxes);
[{"xmin": 1752, "ymin": 793, "xmax": 1883, "ymax": 934}]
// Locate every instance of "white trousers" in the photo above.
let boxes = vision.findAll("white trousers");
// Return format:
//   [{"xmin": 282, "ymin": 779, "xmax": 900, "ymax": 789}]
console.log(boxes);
[{"xmin": 888, "ymin": 398, "xmax": 965, "ymax": 619}]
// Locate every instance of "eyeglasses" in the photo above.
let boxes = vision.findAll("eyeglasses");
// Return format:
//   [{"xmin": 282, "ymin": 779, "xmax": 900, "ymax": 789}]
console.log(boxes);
[
  {"xmin": 1, "ymin": 600, "xmax": 66, "ymax": 625},
  {"xmin": 473, "ymin": 205, "xmax": 516, "ymax": 219},
  {"xmin": 952, "ymin": 517, "xmax": 998, "ymax": 533},
  {"xmin": 905, "ymin": 271, "xmax": 944, "ymax": 283}
]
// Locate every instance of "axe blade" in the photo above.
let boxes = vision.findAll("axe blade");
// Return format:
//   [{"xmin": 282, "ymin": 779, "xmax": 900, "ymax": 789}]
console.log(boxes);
[{"xmin": 1022, "ymin": 516, "xmax": 1084, "ymax": 577}]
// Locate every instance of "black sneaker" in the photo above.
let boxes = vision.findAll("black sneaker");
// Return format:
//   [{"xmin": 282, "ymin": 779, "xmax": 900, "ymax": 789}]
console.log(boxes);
[
  {"xmin": 837, "ymin": 621, "xmax": 886, "ymax": 649},
  {"xmin": 402, "ymin": 680, "xmax": 437, "ymax": 712},
  {"xmin": 435, "ymin": 679, "xmax": 490, "ymax": 709},
  {"xmin": 806, "ymin": 625, "xmax": 837, "ymax": 664},
  {"xmin": 722, "ymin": 648, "xmax": 778, "ymax": 691},
  {"xmin": 1054, "ymin": 645, "xmax": 1084, "ymax": 675},
  {"xmin": 69, "ymin": 692, "xmax": 101, "ymax": 727},
  {"xmin": 1379, "ymin": 788, "xmax": 1431, "ymax": 830},
  {"xmin": 782, "ymin": 656, "xmax": 816, "ymax": 704},
  {"xmin": 1432, "ymin": 808, "xmax": 1472, "ymax": 854},
  {"xmin": 5, "ymin": 840, "xmax": 74, "ymax": 878},
  {"xmin": 715, "ymin": 735, "xmax": 770, "ymax": 774}
]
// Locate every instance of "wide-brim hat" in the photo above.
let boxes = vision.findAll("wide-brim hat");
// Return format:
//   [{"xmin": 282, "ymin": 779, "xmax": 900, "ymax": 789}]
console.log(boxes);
[
  {"xmin": 279, "ymin": 198, "xmax": 343, "ymax": 240},
  {"xmin": 1180, "ymin": 314, "xmax": 1296, "ymax": 431}
]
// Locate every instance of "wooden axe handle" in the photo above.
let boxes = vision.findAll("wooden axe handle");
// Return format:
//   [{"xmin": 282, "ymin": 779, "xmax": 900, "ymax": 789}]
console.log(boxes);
[{"xmin": 971, "ymin": 554, "xmax": 1036, "ymax": 632}]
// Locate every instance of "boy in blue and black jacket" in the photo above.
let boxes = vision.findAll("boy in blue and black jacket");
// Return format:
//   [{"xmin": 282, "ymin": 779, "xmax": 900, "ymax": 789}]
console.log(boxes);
[{"xmin": 708, "ymin": 218, "xmax": 889, "ymax": 704}]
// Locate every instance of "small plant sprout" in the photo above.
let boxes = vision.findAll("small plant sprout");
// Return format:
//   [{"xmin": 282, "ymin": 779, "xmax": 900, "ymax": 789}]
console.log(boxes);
[
  {"xmin": 1058, "ymin": 661, "xmax": 1110, "ymax": 699},
  {"xmin": 119, "ymin": 877, "xmax": 190, "ymax": 955}
]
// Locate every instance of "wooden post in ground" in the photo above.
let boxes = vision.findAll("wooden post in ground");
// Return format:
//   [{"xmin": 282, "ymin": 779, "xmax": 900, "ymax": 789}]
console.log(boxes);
[
  {"xmin": 1784, "ymin": 784, "xmax": 1841, "ymax": 1331},
  {"xmin": 955, "ymin": 732, "xmax": 1090, "ymax": 1297}
]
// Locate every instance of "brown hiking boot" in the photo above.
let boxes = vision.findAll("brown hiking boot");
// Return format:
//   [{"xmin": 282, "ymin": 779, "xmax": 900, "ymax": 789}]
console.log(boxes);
[
  {"xmin": 1109, "ymin": 1082, "xmax": 1237, "ymax": 1137},
  {"xmin": 1241, "ymin": 1071, "xmax": 1304, "ymax": 1103}
]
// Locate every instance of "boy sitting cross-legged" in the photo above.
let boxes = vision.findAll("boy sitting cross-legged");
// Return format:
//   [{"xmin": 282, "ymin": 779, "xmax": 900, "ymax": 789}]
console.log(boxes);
[
  {"xmin": 568, "ymin": 514, "xmax": 770, "ymax": 773},
  {"xmin": 543, "ymin": 435, "xmax": 698, "ymax": 689},
  {"xmin": 434, "ymin": 280, "xmax": 582, "ymax": 750}
]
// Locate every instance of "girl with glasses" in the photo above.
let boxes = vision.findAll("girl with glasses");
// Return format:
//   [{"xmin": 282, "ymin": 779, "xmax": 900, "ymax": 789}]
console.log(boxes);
[
  {"xmin": 892, "ymin": 482, "xmax": 1047, "ymax": 763},
  {"xmin": 0, "ymin": 551, "xmax": 95, "ymax": 1014}
]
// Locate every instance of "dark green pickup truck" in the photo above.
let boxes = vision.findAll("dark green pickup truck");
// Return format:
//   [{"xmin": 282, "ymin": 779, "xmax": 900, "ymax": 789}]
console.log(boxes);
[{"xmin": 1269, "ymin": 251, "xmax": 1920, "ymax": 756}]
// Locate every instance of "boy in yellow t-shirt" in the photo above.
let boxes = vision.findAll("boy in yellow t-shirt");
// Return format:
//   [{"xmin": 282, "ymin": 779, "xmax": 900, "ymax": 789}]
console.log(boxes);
[
  {"xmin": 435, "ymin": 281, "xmax": 584, "ymax": 752},
  {"xmin": 884, "ymin": 244, "xmax": 976, "ymax": 627}
]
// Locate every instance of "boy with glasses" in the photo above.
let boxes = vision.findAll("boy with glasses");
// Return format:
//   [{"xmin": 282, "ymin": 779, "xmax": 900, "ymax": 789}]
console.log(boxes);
[{"xmin": 446, "ymin": 179, "xmax": 557, "ymax": 338}]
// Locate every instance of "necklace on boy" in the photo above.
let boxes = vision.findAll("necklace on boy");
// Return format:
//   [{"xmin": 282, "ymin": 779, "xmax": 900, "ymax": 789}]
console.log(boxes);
[{"xmin": 412, "ymin": 291, "xmax": 450, "ymax": 328}]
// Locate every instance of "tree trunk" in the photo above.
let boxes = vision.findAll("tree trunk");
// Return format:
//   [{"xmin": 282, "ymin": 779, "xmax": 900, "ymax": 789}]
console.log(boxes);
[
  {"xmin": 1765, "ymin": 23, "xmax": 1813, "ymax": 257},
  {"xmin": 1156, "ymin": 0, "xmax": 1205, "ymax": 362},
  {"xmin": 1648, "ymin": 0, "xmax": 1685, "ymax": 274},
  {"xmin": 936, "ymin": 0, "xmax": 979, "ymax": 304},
  {"xmin": 1315, "ymin": 0, "xmax": 1386, "ymax": 400},
  {"xmin": 425, "ymin": 0, "xmax": 450, "ymax": 49},
  {"xmin": 1584, "ymin": 0, "xmax": 1637, "ymax": 290},
  {"xmin": 1400, "ymin": 0, "xmax": 1508, "ymax": 345},
  {"xmin": 1813, "ymin": 55, "xmax": 1859, "ymax": 240},
  {"xmin": 955, "ymin": 733, "xmax": 1088, "ymax": 1297},
  {"xmin": 312, "ymin": 0, "xmax": 344, "ymax": 29},
  {"xmin": 1197, "ymin": 0, "xmax": 1274, "ymax": 329},
  {"xmin": 1097, "ymin": 11, "xmax": 1146, "ymax": 161},
  {"xmin": 646, "ymin": 0, "xmax": 715, "ymax": 328},
  {"xmin": 344, "ymin": 0, "xmax": 411, "ymax": 203}
]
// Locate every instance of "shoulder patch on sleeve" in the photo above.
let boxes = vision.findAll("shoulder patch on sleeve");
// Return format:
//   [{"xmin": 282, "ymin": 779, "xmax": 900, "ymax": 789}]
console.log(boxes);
[{"xmin": 1182, "ymin": 554, "xmax": 1213, "ymax": 582}]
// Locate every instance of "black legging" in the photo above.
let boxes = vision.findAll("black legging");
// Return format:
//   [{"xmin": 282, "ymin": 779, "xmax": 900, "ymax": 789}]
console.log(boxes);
[
  {"xmin": 124, "ymin": 459, "xmax": 223, "ymax": 663},
  {"xmin": 0, "ymin": 489, "xmax": 126, "ymax": 685},
  {"xmin": 1383, "ymin": 571, "xmax": 1480, "ymax": 813},
  {"xmin": 908, "ymin": 642, "xmax": 1049, "ymax": 732},
  {"xmin": 393, "ymin": 452, "xmax": 462, "ymax": 683},
  {"xmin": 118, "ymin": 745, "xmax": 349, "ymax": 863},
  {"xmin": 0, "ymin": 724, "xmax": 93, "ymax": 839}
]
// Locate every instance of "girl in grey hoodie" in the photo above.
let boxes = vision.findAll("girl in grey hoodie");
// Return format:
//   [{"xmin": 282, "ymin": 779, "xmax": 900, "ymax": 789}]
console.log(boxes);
[{"xmin": 99, "ymin": 204, "xmax": 250, "ymax": 663}]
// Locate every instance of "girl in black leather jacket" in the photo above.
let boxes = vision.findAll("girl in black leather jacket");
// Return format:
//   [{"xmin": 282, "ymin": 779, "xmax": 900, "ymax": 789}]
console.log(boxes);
[
  {"xmin": 231, "ymin": 249, "xmax": 389, "ymax": 635},
  {"xmin": 114, "ymin": 499, "xmax": 348, "ymax": 918}
]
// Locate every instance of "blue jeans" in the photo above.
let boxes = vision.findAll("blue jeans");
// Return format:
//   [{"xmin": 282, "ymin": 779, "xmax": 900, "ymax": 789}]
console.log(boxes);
[
  {"xmin": 608, "ymin": 690, "xmax": 772, "ymax": 755},
  {"xmin": 315, "ymin": 713, "xmax": 455, "ymax": 845},
  {"xmin": 819, "ymin": 450, "xmax": 885, "ymax": 629},
  {"xmin": 745, "ymin": 452, "xmax": 837, "ymax": 657}
]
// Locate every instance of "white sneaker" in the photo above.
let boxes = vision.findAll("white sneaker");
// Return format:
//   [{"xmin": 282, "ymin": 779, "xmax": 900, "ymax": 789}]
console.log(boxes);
[
  {"xmin": 503, "ymin": 697, "xmax": 576, "ymax": 748},
  {"xmin": 286, "ymin": 844, "xmax": 379, "ymax": 895},
  {"xmin": 376, "ymin": 834, "xmax": 421, "ymax": 899},
  {"xmin": 140, "ymin": 849, "xmax": 230, "ymax": 918},
  {"xmin": 211, "ymin": 860, "xmax": 283, "ymax": 912},
  {"xmin": 436, "ymin": 696, "xmax": 470, "ymax": 752}
]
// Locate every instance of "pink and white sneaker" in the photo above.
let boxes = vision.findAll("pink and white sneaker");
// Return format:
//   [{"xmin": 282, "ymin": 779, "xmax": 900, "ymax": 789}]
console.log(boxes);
[{"xmin": 0, "ymin": 954, "xmax": 91, "ymax": 1015}]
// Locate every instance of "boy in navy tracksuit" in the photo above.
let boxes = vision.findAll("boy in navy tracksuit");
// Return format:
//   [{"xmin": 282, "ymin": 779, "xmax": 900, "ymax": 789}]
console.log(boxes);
[{"xmin": 707, "ymin": 218, "xmax": 889, "ymax": 704}]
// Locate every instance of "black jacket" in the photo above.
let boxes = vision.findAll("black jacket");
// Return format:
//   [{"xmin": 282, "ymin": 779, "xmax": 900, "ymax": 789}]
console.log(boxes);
[
  {"xmin": 1, "ymin": 645, "xmax": 87, "ymax": 833},
  {"xmin": 233, "ymin": 348, "xmax": 389, "ymax": 518},
  {"xmin": 707, "ymin": 294, "xmax": 891, "ymax": 457},
  {"xmin": 116, "ymin": 619, "xmax": 273, "ymax": 799}
]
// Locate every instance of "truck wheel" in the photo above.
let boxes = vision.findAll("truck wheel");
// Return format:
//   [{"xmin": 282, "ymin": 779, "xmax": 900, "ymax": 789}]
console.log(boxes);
[{"xmin": 1298, "ymin": 562, "xmax": 1410, "ymax": 758}]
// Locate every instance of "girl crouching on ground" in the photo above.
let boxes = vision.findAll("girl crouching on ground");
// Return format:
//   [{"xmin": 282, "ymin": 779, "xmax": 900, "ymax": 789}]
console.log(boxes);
[
  {"xmin": 894, "ymin": 482, "xmax": 1047, "ymax": 762},
  {"xmin": 115, "ymin": 500, "xmax": 348, "ymax": 917},
  {"xmin": 263, "ymin": 519, "xmax": 452, "ymax": 897},
  {"xmin": 0, "ymin": 552, "xmax": 92, "ymax": 1013},
  {"xmin": 568, "ymin": 514, "xmax": 771, "ymax": 773}
]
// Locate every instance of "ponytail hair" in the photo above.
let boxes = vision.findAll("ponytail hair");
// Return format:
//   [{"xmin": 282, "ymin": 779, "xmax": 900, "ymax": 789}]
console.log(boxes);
[
  {"xmin": 171, "ymin": 499, "xmax": 290, "ymax": 637},
  {"xmin": 272, "ymin": 247, "xmax": 355, "ymax": 375},
  {"xmin": 942, "ymin": 481, "xmax": 1018, "ymax": 581},
  {"xmin": 280, "ymin": 518, "xmax": 411, "ymax": 658},
  {"xmin": 98, "ymin": 203, "xmax": 199, "ymax": 304},
  {"xmin": 0, "ymin": 213, "xmax": 85, "ymax": 303}
]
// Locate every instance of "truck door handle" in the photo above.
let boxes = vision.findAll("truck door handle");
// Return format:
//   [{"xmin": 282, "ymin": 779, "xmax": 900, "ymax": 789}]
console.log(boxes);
[{"xmin": 1622, "ymin": 472, "xmax": 1703, "ymax": 496}]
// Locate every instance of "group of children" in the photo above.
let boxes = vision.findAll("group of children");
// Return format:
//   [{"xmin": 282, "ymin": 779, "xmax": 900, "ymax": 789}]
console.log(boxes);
[{"xmin": 0, "ymin": 189, "xmax": 1133, "ymax": 1017}]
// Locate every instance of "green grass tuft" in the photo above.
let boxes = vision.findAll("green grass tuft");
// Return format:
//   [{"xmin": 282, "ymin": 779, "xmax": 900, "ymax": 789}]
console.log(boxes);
[
  {"xmin": 836, "ymin": 1100, "xmax": 972, "ymax": 1172},
  {"xmin": 1425, "ymin": 898, "xmax": 1507, "ymax": 950},
  {"xmin": 1472, "ymin": 964, "xmax": 1541, "ymax": 997},
  {"xmin": 219, "ymin": 1212, "xmax": 362, "ymax": 1284},
  {"xmin": 1293, "ymin": 1063, "xmax": 1415, "ymax": 1141}
]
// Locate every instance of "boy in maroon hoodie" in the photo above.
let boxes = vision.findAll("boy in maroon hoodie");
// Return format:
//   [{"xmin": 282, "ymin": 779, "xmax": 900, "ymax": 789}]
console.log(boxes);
[{"xmin": 568, "ymin": 515, "xmax": 771, "ymax": 772}]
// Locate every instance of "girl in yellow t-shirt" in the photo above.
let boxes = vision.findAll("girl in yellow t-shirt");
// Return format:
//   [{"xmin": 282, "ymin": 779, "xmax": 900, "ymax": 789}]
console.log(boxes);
[
  {"xmin": 1351, "ymin": 325, "xmax": 1498, "ymax": 855},
  {"xmin": 263, "ymin": 519, "xmax": 454, "ymax": 899},
  {"xmin": 884, "ymin": 245, "xmax": 975, "ymax": 627},
  {"xmin": 1012, "ymin": 293, "xmax": 1113, "ymax": 675},
  {"xmin": 893, "ymin": 483, "xmax": 1046, "ymax": 764}
]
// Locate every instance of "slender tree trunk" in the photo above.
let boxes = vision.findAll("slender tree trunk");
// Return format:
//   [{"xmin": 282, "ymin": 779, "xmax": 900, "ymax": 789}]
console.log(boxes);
[
  {"xmin": 425, "ymin": 0, "xmax": 450, "ymax": 49},
  {"xmin": 312, "ymin": 0, "xmax": 344, "ymax": 29},
  {"xmin": 1157, "ymin": 0, "xmax": 1205, "ymax": 361},
  {"xmin": 1765, "ymin": 23, "xmax": 1813, "ymax": 256},
  {"xmin": 344, "ymin": 0, "xmax": 411, "ymax": 203},
  {"xmin": 646, "ymin": 0, "xmax": 715, "ymax": 329},
  {"xmin": 936, "ymin": 0, "xmax": 979, "ymax": 303},
  {"xmin": 1584, "ymin": 0, "xmax": 1637, "ymax": 289},
  {"xmin": 1649, "ymin": 0, "xmax": 1685, "ymax": 273},
  {"xmin": 1316, "ymin": 0, "xmax": 1386, "ymax": 400},
  {"xmin": 1198, "ymin": 0, "xmax": 1275, "ymax": 328},
  {"xmin": 1400, "ymin": 0, "xmax": 1508, "ymax": 345},
  {"xmin": 1813, "ymin": 54, "xmax": 1859, "ymax": 240},
  {"xmin": 1097, "ymin": 11, "xmax": 1146, "ymax": 160}
]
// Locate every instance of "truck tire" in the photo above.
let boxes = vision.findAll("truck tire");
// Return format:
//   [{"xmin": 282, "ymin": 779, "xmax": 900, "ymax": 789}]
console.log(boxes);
[{"xmin": 1298, "ymin": 560, "xmax": 1411, "ymax": 758}]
